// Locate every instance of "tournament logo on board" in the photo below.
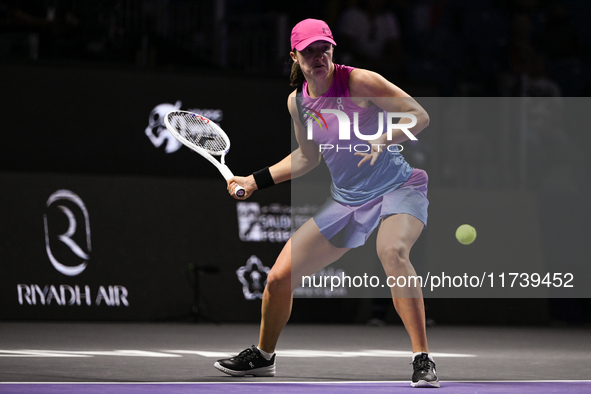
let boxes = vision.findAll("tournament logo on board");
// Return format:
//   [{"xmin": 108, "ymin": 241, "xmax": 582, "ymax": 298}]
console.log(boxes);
[
  {"xmin": 145, "ymin": 101, "xmax": 223, "ymax": 154},
  {"xmin": 236, "ymin": 255, "xmax": 271, "ymax": 300}
]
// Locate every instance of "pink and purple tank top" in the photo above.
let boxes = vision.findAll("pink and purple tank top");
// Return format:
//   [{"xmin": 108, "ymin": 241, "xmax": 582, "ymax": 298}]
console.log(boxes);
[{"xmin": 299, "ymin": 64, "xmax": 413, "ymax": 205}]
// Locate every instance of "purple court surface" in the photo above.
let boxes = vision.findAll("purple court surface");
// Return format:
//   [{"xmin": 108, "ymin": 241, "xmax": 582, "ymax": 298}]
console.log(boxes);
[
  {"xmin": 1, "ymin": 382, "xmax": 591, "ymax": 393},
  {"xmin": 1, "ymin": 322, "xmax": 590, "ymax": 393}
]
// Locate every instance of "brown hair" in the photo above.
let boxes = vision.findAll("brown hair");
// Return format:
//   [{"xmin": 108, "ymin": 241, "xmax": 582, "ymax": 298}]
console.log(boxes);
[{"xmin": 289, "ymin": 50, "xmax": 305, "ymax": 87}]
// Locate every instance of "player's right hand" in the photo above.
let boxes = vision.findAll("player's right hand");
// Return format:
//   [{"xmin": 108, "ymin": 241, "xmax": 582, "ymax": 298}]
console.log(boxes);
[{"xmin": 227, "ymin": 175, "xmax": 257, "ymax": 200}]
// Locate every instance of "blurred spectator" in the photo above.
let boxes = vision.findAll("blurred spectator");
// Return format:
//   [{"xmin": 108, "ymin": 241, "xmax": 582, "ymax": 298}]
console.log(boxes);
[
  {"xmin": 523, "ymin": 51, "xmax": 561, "ymax": 97},
  {"xmin": 506, "ymin": 12, "xmax": 535, "ymax": 83},
  {"xmin": 2, "ymin": 0, "xmax": 588, "ymax": 100},
  {"xmin": 533, "ymin": 0, "xmax": 589, "ymax": 96},
  {"xmin": 336, "ymin": 0, "xmax": 403, "ymax": 78},
  {"xmin": 405, "ymin": 0, "xmax": 463, "ymax": 95},
  {"xmin": 497, "ymin": 11, "xmax": 550, "ymax": 96},
  {"xmin": 6, "ymin": 0, "xmax": 80, "ymax": 59},
  {"xmin": 495, "ymin": 9, "xmax": 568, "ymax": 187},
  {"xmin": 535, "ymin": 0, "xmax": 584, "ymax": 62},
  {"xmin": 5, "ymin": 0, "xmax": 52, "ymax": 59}
]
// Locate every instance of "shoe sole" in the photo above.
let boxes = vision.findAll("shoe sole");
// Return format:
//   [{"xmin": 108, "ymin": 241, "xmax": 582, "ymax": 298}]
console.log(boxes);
[
  {"xmin": 411, "ymin": 379, "xmax": 440, "ymax": 388},
  {"xmin": 214, "ymin": 362, "xmax": 276, "ymax": 377}
]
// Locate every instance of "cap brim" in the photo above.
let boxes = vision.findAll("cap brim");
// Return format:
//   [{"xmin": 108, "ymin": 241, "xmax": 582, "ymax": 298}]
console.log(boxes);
[{"xmin": 294, "ymin": 37, "xmax": 337, "ymax": 51}]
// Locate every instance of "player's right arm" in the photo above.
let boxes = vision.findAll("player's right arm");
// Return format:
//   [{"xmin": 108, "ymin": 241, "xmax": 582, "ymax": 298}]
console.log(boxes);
[
  {"xmin": 268, "ymin": 90, "xmax": 321, "ymax": 182},
  {"xmin": 227, "ymin": 90, "xmax": 321, "ymax": 198}
]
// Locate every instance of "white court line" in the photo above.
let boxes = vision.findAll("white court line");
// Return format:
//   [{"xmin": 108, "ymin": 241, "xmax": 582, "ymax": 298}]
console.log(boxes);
[
  {"xmin": 167, "ymin": 349, "xmax": 476, "ymax": 358},
  {"xmin": 166, "ymin": 350, "xmax": 233, "ymax": 358},
  {"xmin": 0, "ymin": 350, "xmax": 90, "ymax": 358},
  {"xmin": 0, "ymin": 349, "xmax": 475, "ymax": 358},
  {"xmin": 0, "ymin": 350, "xmax": 180, "ymax": 358}
]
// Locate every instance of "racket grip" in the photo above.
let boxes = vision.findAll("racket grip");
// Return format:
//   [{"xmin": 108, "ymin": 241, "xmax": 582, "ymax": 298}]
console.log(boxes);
[{"xmin": 219, "ymin": 165, "xmax": 244, "ymax": 197}]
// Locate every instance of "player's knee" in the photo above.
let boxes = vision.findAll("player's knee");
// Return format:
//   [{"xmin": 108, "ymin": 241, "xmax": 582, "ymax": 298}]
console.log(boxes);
[
  {"xmin": 265, "ymin": 270, "xmax": 291, "ymax": 296},
  {"xmin": 378, "ymin": 244, "xmax": 410, "ymax": 272}
]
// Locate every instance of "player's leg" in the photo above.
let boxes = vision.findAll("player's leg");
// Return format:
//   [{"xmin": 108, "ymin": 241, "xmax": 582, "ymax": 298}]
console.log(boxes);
[
  {"xmin": 215, "ymin": 218, "xmax": 349, "ymax": 376},
  {"xmin": 259, "ymin": 217, "xmax": 350, "ymax": 353},
  {"xmin": 377, "ymin": 213, "xmax": 427, "ymax": 351},
  {"xmin": 376, "ymin": 213, "xmax": 439, "ymax": 388}
]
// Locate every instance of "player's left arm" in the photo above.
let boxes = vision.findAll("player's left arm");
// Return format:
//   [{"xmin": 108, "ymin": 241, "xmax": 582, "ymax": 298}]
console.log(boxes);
[{"xmin": 349, "ymin": 69, "xmax": 430, "ymax": 144}]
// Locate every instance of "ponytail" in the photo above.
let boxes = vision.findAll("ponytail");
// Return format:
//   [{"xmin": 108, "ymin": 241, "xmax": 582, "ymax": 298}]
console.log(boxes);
[{"xmin": 289, "ymin": 50, "xmax": 305, "ymax": 87}]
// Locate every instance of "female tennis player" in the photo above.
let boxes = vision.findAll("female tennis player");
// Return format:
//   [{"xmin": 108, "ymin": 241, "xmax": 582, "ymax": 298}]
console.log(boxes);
[{"xmin": 218, "ymin": 18, "xmax": 438, "ymax": 388}]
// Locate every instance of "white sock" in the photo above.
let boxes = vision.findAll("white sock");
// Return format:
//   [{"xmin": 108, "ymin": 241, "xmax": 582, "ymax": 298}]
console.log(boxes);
[
  {"xmin": 412, "ymin": 352, "xmax": 434, "ymax": 362},
  {"xmin": 257, "ymin": 346, "xmax": 274, "ymax": 360}
]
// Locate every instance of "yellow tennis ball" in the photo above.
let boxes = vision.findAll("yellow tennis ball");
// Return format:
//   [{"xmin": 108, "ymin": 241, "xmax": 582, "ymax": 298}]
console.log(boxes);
[{"xmin": 456, "ymin": 224, "xmax": 477, "ymax": 245}]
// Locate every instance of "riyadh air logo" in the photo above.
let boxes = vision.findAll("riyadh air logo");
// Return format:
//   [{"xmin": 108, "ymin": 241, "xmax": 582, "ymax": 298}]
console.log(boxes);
[
  {"xmin": 43, "ymin": 190, "xmax": 91, "ymax": 276},
  {"xmin": 237, "ymin": 255, "xmax": 271, "ymax": 300}
]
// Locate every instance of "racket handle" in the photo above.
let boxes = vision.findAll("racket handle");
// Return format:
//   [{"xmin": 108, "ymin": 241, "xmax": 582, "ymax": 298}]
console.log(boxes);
[
  {"xmin": 235, "ymin": 186, "xmax": 246, "ymax": 198},
  {"xmin": 218, "ymin": 164, "xmax": 245, "ymax": 197}
]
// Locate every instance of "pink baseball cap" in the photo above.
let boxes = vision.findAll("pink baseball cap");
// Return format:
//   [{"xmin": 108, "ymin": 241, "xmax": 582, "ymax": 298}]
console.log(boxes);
[{"xmin": 290, "ymin": 19, "xmax": 337, "ymax": 51}]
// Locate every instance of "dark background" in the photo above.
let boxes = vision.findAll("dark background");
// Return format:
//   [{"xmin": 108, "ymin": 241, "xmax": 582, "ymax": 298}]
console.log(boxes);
[{"xmin": 1, "ymin": 0, "xmax": 590, "ymax": 326}]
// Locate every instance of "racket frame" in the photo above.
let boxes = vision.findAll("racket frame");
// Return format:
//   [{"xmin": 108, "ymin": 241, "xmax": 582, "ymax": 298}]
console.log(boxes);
[{"xmin": 164, "ymin": 110, "xmax": 244, "ymax": 196}]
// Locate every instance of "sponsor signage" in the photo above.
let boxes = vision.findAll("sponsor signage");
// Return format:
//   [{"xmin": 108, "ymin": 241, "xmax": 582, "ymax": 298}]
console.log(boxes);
[
  {"xmin": 145, "ymin": 100, "xmax": 224, "ymax": 154},
  {"xmin": 17, "ymin": 189, "xmax": 130, "ymax": 308},
  {"xmin": 236, "ymin": 202, "xmax": 319, "ymax": 243},
  {"xmin": 236, "ymin": 202, "xmax": 291, "ymax": 243}
]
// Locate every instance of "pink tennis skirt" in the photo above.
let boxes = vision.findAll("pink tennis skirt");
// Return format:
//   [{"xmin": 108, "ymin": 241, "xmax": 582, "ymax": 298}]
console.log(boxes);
[{"xmin": 313, "ymin": 169, "xmax": 429, "ymax": 248}]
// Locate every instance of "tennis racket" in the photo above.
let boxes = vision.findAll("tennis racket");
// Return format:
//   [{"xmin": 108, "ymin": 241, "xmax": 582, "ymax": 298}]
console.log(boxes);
[{"xmin": 164, "ymin": 110, "xmax": 245, "ymax": 197}]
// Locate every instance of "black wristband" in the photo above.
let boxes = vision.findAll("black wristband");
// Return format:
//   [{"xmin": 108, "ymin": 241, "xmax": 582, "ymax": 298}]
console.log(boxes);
[{"xmin": 253, "ymin": 167, "xmax": 275, "ymax": 190}]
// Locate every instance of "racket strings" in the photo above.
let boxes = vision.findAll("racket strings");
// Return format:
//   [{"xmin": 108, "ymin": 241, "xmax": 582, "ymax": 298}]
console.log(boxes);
[{"xmin": 170, "ymin": 113, "xmax": 229, "ymax": 155}]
